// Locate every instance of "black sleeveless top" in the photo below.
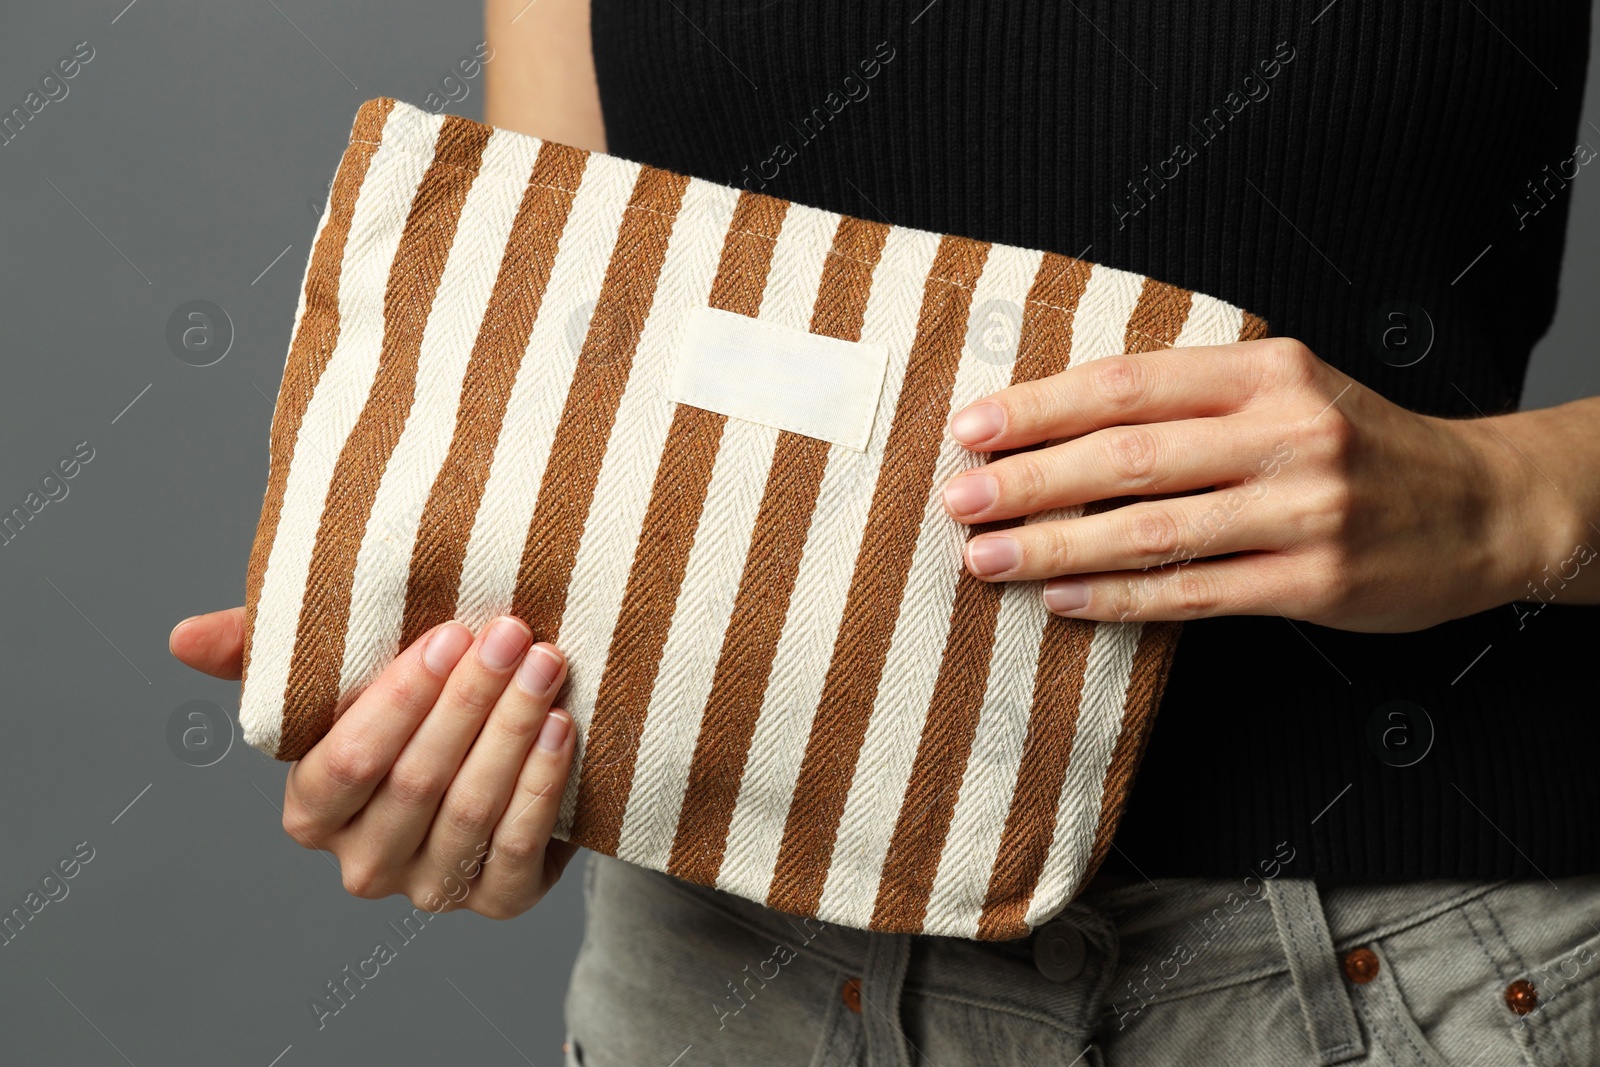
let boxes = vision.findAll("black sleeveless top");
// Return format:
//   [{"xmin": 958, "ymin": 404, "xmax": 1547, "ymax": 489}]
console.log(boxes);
[{"xmin": 589, "ymin": 0, "xmax": 1598, "ymax": 880}]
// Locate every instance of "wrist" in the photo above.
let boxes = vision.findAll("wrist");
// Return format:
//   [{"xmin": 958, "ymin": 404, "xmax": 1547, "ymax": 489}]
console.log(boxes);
[{"xmin": 1451, "ymin": 411, "xmax": 1580, "ymax": 606}]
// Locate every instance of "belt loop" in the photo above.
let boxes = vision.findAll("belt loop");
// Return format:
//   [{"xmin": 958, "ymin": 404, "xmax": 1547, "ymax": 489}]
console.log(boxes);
[
  {"xmin": 859, "ymin": 932, "xmax": 914, "ymax": 1067},
  {"xmin": 1263, "ymin": 879, "xmax": 1367, "ymax": 1065}
]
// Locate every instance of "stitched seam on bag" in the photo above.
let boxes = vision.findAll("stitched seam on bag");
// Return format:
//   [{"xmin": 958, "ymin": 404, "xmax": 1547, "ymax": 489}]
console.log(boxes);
[{"xmin": 347, "ymin": 137, "xmax": 1191, "ymax": 348}]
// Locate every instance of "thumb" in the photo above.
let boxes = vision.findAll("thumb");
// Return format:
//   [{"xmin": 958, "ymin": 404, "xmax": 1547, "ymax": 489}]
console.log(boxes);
[{"xmin": 169, "ymin": 607, "xmax": 247, "ymax": 680}]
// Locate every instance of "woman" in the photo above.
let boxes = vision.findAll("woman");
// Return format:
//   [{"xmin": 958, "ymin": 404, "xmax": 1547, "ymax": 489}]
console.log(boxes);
[{"xmin": 173, "ymin": 1, "xmax": 1600, "ymax": 1062}]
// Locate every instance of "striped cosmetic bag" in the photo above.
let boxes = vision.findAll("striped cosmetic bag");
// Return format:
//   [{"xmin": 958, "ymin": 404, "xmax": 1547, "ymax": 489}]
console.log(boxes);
[{"xmin": 241, "ymin": 98, "xmax": 1267, "ymax": 939}]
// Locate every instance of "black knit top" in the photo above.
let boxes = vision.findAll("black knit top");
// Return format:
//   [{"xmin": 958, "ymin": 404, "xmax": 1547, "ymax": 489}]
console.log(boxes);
[{"xmin": 589, "ymin": 0, "xmax": 1597, "ymax": 880}]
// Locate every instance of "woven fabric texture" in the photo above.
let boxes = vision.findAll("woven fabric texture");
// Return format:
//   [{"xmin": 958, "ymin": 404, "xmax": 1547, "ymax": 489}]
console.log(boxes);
[{"xmin": 239, "ymin": 98, "xmax": 1268, "ymax": 939}]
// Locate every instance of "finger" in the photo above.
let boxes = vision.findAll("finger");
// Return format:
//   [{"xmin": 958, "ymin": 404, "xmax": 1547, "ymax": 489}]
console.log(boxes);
[
  {"xmin": 1038, "ymin": 553, "xmax": 1300, "ymax": 622},
  {"xmin": 473, "ymin": 708, "xmax": 575, "ymax": 919},
  {"xmin": 360, "ymin": 616, "xmax": 534, "ymax": 864},
  {"xmin": 943, "ymin": 417, "xmax": 1282, "ymax": 522},
  {"xmin": 286, "ymin": 621, "xmax": 474, "ymax": 837},
  {"xmin": 949, "ymin": 340, "xmax": 1281, "ymax": 451},
  {"xmin": 422, "ymin": 643, "xmax": 567, "ymax": 887},
  {"xmin": 963, "ymin": 486, "xmax": 1291, "ymax": 582},
  {"xmin": 168, "ymin": 607, "xmax": 246, "ymax": 680}
]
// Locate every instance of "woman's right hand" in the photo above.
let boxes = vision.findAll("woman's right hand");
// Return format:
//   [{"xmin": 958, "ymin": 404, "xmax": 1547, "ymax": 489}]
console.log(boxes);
[{"xmin": 170, "ymin": 609, "xmax": 579, "ymax": 918}]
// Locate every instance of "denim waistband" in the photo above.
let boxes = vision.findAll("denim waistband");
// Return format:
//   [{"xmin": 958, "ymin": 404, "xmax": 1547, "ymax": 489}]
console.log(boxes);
[
  {"xmin": 601, "ymin": 856, "xmax": 1597, "ymax": 1065},
  {"xmin": 637, "ymin": 861, "xmax": 1121, "ymax": 1046},
  {"xmin": 1079, "ymin": 874, "xmax": 1546, "ymax": 1066},
  {"xmin": 1088, "ymin": 875, "xmax": 1509, "ymax": 1006}
]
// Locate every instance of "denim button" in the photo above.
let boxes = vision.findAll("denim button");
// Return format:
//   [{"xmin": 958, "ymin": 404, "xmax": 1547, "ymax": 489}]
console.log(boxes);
[
  {"xmin": 840, "ymin": 977, "xmax": 863, "ymax": 1014},
  {"xmin": 1033, "ymin": 922, "xmax": 1086, "ymax": 982},
  {"xmin": 1342, "ymin": 947, "xmax": 1380, "ymax": 984},
  {"xmin": 1504, "ymin": 979, "xmax": 1538, "ymax": 1016}
]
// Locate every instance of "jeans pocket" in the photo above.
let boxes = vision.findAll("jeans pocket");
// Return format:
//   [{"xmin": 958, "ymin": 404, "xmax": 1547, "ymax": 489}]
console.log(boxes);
[
  {"xmin": 1347, "ymin": 942, "xmax": 1453, "ymax": 1067},
  {"xmin": 1358, "ymin": 880, "xmax": 1600, "ymax": 1067},
  {"xmin": 1505, "ymin": 925, "xmax": 1600, "ymax": 1067}
]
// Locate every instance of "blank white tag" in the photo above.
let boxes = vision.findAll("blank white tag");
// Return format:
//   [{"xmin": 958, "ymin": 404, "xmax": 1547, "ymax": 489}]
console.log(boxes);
[{"xmin": 670, "ymin": 306, "xmax": 890, "ymax": 452}]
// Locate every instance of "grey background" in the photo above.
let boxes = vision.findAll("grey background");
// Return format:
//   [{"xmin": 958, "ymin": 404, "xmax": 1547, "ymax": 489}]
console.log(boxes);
[
  {"xmin": 0, "ymin": 3, "xmax": 1595, "ymax": 1066},
  {"xmin": 0, "ymin": 4, "xmax": 585, "ymax": 1065}
]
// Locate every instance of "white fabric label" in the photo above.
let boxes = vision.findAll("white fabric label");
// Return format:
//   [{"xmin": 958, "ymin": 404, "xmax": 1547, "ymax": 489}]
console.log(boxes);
[{"xmin": 670, "ymin": 306, "xmax": 890, "ymax": 452}]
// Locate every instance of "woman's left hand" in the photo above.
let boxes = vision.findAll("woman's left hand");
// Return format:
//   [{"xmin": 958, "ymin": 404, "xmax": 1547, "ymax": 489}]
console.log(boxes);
[{"xmin": 942, "ymin": 336, "xmax": 1579, "ymax": 633}]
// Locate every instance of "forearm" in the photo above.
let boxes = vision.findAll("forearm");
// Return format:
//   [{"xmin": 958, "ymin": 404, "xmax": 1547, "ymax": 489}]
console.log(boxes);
[{"xmin": 484, "ymin": 0, "xmax": 605, "ymax": 151}]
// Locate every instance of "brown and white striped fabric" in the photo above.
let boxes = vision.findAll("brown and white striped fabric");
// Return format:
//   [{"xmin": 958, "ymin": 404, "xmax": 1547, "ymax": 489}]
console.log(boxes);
[{"xmin": 241, "ymin": 99, "xmax": 1268, "ymax": 939}]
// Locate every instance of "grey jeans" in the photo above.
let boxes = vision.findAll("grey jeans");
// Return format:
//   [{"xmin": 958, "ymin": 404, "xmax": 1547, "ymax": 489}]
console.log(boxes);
[{"xmin": 564, "ymin": 854, "xmax": 1600, "ymax": 1066}]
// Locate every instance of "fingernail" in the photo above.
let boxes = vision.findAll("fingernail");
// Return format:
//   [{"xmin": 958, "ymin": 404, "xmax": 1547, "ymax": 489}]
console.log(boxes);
[
  {"xmin": 944, "ymin": 472, "xmax": 998, "ymax": 517},
  {"xmin": 515, "ymin": 644, "xmax": 564, "ymax": 695},
  {"xmin": 537, "ymin": 709, "xmax": 571, "ymax": 752},
  {"xmin": 967, "ymin": 536, "xmax": 1021, "ymax": 576},
  {"xmin": 422, "ymin": 622, "xmax": 473, "ymax": 674},
  {"xmin": 168, "ymin": 616, "xmax": 196, "ymax": 645},
  {"xmin": 951, "ymin": 403, "xmax": 1004, "ymax": 445},
  {"xmin": 1044, "ymin": 580, "xmax": 1090, "ymax": 613},
  {"xmin": 479, "ymin": 616, "xmax": 532, "ymax": 671}
]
